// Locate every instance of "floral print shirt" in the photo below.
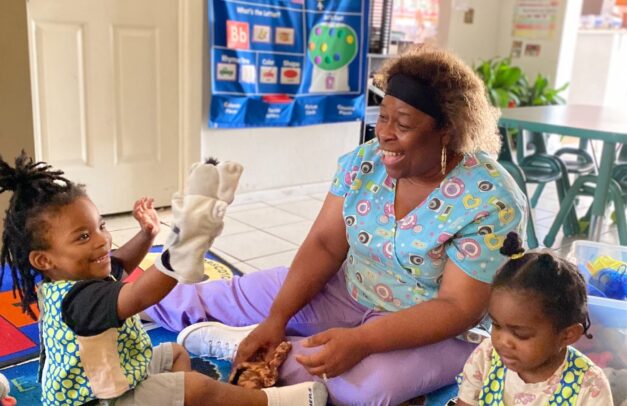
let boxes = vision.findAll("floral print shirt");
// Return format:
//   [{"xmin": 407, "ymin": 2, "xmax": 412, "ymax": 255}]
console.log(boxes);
[
  {"xmin": 458, "ymin": 339, "xmax": 613, "ymax": 405},
  {"xmin": 330, "ymin": 140, "xmax": 527, "ymax": 311}
]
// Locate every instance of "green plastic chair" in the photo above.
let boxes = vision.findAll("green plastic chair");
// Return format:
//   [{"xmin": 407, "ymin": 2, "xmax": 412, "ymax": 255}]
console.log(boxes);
[
  {"xmin": 543, "ymin": 174, "xmax": 627, "ymax": 247},
  {"xmin": 554, "ymin": 139, "xmax": 596, "ymax": 175},
  {"xmin": 503, "ymin": 128, "xmax": 579, "ymax": 237},
  {"xmin": 576, "ymin": 144, "xmax": 627, "ymax": 233},
  {"xmin": 518, "ymin": 132, "xmax": 595, "ymax": 209},
  {"xmin": 614, "ymin": 144, "xmax": 627, "ymax": 187},
  {"xmin": 497, "ymin": 127, "xmax": 539, "ymax": 248},
  {"xmin": 613, "ymin": 163, "xmax": 627, "ymax": 187}
]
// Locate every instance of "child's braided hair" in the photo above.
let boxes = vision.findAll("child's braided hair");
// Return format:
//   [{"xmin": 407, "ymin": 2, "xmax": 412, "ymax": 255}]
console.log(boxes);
[
  {"xmin": 495, "ymin": 232, "xmax": 592, "ymax": 337},
  {"xmin": 0, "ymin": 152, "xmax": 85, "ymax": 318}
]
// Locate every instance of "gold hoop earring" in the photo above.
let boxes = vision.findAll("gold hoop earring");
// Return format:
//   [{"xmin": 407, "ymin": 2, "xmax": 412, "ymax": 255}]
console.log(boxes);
[{"xmin": 441, "ymin": 146, "xmax": 447, "ymax": 175}]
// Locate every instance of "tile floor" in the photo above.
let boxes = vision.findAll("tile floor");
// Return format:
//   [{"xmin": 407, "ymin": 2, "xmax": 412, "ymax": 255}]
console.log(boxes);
[
  {"xmin": 106, "ymin": 191, "xmax": 326, "ymax": 274},
  {"xmin": 105, "ymin": 182, "xmax": 622, "ymax": 274}
]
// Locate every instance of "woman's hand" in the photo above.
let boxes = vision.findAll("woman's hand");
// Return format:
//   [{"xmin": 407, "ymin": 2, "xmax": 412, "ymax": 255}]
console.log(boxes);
[
  {"xmin": 295, "ymin": 327, "xmax": 370, "ymax": 378},
  {"xmin": 133, "ymin": 197, "xmax": 160, "ymax": 239},
  {"xmin": 233, "ymin": 317, "xmax": 287, "ymax": 366}
]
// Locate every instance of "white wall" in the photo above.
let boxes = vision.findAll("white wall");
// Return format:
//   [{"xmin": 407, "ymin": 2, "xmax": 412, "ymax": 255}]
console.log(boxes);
[
  {"xmin": 0, "ymin": 0, "xmax": 36, "ymax": 244},
  {"xmin": 569, "ymin": 30, "xmax": 627, "ymax": 107},
  {"xmin": 438, "ymin": 0, "xmax": 502, "ymax": 65},
  {"xmin": 200, "ymin": 122, "xmax": 359, "ymax": 193},
  {"xmin": 440, "ymin": 0, "xmax": 582, "ymax": 91},
  {"xmin": 200, "ymin": 1, "xmax": 360, "ymax": 195},
  {"xmin": 495, "ymin": 0, "xmax": 582, "ymax": 88}
]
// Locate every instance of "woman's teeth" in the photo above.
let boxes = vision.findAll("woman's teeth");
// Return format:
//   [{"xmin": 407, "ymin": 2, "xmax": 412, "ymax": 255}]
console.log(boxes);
[{"xmin": 379, "ymin": 149, "xmax": 402, "ymax": 157}]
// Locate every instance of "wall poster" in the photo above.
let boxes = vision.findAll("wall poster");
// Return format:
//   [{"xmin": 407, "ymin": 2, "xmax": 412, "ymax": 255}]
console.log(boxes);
[
  {"xmin": 209, "ymin": 0, "xmax": 370, "ymax": 128},
  {"xmin": 512, "ymin": 0, "xmax": 560, "ymax": 40}
]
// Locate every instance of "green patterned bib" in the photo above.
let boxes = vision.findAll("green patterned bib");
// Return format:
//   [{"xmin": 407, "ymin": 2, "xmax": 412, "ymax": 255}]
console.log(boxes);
[
  {"xmin": 40, "ymin": 281, "xmax": 152, "ymax": 406},
  {"xmin": 479, "ymin": 346, "xmax": 591, "ymax": 406}
]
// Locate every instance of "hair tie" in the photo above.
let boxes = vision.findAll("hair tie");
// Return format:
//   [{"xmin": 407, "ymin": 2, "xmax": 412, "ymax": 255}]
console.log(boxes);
[{"xmin": 510, "ymin": 252, "xmax": 525, "ymax": 260}]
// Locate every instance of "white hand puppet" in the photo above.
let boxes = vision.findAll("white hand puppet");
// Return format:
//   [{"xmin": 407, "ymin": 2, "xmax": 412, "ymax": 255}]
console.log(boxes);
[{"xmin": 155, "ymin": 159, "xmax": 243, "ymax": 283}]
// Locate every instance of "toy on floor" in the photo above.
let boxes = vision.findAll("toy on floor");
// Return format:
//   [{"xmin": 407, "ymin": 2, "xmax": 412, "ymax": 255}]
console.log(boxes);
[
  {"xmin": 587, "ymin": 255, "xmax": 627, "ymax": 300},
  {"xmin": 0, "ymin": 373, "xmax": 16, "ymax": 406},
  {"xmin": 229, "ymin": 341, "xmax": 292, "ymax": 389}
]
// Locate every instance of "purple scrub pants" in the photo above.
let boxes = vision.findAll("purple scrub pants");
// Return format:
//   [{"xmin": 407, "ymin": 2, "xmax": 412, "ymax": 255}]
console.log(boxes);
[{"xmin": 145, "ymin": 267, "xmax": 474, "ymax": 406}]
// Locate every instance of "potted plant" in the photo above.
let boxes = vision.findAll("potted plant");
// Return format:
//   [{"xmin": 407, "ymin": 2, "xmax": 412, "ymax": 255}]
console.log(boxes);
[
  {"xmin": 474, "ymin": 57, "xmax": 527, "ymax": 108},
  {"xmin": 518, "ymin": 74, "xmax": 568, "ymax": 106},
  {"xmin": 474, "ymin": 57, "xmax": 568, "ymax": 108}
]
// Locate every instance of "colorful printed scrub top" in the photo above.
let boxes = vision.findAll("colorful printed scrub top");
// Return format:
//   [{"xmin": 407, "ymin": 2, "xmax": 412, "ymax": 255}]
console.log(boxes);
[
  {"xmin": 330, "ymin": 140, "xmax": 528, "ymax": 311},
  {"xmin": 457, "ymin": 339, "xmax": 613, "ymax": 405}
]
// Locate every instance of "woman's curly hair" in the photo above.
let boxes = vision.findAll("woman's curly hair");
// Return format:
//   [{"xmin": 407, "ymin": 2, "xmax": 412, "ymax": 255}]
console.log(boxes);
[{"xmin": 375, "ymin": 45, "xmax": 501, "ymax": 154}]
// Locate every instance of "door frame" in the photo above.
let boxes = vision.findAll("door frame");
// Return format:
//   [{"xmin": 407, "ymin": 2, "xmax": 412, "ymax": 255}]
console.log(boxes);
[{"xmin": 178, "ymin": 0, "xmax": 203, "ymax": 193}]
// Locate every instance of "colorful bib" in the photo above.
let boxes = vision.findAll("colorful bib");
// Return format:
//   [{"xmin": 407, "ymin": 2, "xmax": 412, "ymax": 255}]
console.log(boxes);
[
  {"xmin": 479, "ymin": 347, "xmax": 591, "ymax": 406},
  {"xmin": 40, "ymin": 281, "xmax": 152, "ymax": 406}
]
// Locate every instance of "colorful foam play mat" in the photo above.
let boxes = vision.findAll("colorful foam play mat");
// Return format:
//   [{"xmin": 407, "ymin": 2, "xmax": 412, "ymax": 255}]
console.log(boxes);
[{"xmin": 0, "ymin": 246, "xmax": 242, "ymax": 368}]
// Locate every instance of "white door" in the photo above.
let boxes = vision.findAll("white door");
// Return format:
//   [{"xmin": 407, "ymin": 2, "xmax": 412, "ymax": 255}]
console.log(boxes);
[{"xmin": 27, "ymin": 0, "xmax": 180, "ymax": 214}]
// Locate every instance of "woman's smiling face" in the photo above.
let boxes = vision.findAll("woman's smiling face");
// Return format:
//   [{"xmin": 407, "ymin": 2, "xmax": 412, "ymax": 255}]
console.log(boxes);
[{"xmin": 375, "ymin": 95, "xmax": 445, "ymax": 180}]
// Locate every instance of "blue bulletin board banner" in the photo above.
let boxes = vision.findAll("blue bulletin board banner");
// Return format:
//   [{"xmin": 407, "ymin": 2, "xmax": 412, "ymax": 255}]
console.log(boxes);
[{"xmin": 208, "ymin": 0, "xmax": 370, "ymax": 128}]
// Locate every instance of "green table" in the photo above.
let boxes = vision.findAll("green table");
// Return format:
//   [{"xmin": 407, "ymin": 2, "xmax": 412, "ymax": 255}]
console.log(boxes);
[{"xmin": 499, "ymin": 105, "xmax": 627, "ymax": 242}]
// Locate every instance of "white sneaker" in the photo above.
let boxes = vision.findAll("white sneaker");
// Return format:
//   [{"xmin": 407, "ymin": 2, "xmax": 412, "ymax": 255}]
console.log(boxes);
[{"xmin": 177, "ymin": 321, "xmax": 257, "ymax": 360}]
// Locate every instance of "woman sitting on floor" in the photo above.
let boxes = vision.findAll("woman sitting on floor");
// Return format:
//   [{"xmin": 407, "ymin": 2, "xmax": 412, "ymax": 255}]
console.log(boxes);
[{"xmin": 146, "ymin": 46, "xmax": 528, "ymax": 405}]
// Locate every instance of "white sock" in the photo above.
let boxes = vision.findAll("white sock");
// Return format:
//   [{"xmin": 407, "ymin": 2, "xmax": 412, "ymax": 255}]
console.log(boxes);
[
  {"xmin": 0, "ymin": 373, "xmax": 9, "ymax": 398},
  {"xmin": 262, "ymin": 382, "xmax": 328, "ymax": 406}
]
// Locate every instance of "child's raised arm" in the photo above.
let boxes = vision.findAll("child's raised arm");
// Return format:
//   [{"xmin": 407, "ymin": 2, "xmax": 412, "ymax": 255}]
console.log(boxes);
[
  {"xmin": 116, "ymin": 160, "xmax": 243, "ymax": 320},
  {"xmin": 110, "ymin": 197, "xmax": 160, "ymax": 275},
  {"xmin": 117, "ymin": 265, "xmax": 178, "ymax": 319}
]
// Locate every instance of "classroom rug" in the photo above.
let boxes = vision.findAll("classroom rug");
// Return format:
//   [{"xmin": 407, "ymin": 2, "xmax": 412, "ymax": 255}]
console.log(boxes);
[
  {"xmin": 0, "ymin": 325, "xmax": 234, "ymax": 405},
  {"xmin": 0, "ymin": 246, "xmax": 242, "ymax": 368}
]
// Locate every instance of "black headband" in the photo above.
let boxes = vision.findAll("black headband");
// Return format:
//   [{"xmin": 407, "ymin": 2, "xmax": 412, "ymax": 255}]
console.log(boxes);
[{"xmin": 386, "ymin": 73, "xmax": 442, "ymax": 123}]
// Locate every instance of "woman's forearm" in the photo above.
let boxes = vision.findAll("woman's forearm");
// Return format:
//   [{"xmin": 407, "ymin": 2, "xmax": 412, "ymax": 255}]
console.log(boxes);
[
  {"xmin": 359, "ymin": 263, "xmax": 491, "ymax": 354},
  {"xmin": 267, "ymin": 193, "xmax": 349, "ymax": 325},
  {"xmin": 358, "ymin": 297, "xmax": 482, "ymax": 354}
]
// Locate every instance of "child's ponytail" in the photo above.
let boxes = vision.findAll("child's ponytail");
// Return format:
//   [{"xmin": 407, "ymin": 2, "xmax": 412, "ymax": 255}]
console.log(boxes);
[
  {"xmin": 499, "ymin": 231, "xmax": 525, "ymax": 260},
  {"xmin": 0, "ymin": 152, "xmax": 84, "ymax": 318}
]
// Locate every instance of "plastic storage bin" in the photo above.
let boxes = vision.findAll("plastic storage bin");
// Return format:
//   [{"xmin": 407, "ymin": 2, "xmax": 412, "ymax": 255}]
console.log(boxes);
[
  {"xmin": 573, "ymin": 296, "xmax": 627, "ymax": 370},
  {"xmin": 569, "ymin": 241, "xmax": 627, "ymax": 368},
  {"xmin": 569, "ymin": 240, "xmax": 627, "ymax": 300}
]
